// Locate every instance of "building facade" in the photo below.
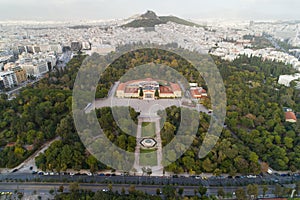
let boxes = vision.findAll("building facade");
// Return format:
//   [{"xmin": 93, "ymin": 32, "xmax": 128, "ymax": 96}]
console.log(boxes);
[
  {"xmin": 0, "ymin": 71, "xmax": 18, "ymax": 88},
  {"xmin": 116, "ymin": 78, "xmax": 182, "ymax": 100},
  {"xmin": 12, "ymin": 66, "xmax": 27, "ymax": 83}
]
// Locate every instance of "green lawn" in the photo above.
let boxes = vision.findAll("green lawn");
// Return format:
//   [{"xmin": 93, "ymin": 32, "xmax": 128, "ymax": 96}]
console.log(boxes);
[
  {"xmin": 141, "ymin": 122, "xmax": 156, "ymax": 138},
  {"xmin": 139, "ymin": 149, "xmax": 158, "ymax": 166}
]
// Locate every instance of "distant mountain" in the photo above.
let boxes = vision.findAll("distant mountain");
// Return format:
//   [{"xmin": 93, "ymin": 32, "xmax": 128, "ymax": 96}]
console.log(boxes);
[{"xmin": 123, "ymin": 10, "xmax": 201, "ymax": 28}]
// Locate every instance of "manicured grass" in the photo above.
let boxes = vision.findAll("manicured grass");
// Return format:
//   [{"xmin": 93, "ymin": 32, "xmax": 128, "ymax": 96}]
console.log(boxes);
[
  {"xmin": 139, "ymin": 149, "xmax": 158, "ymax": 166},
  {"xmin": 140, "ymin": 148, "xmax": 157, "ymax": 153},
  {"xmin": 141, "ymin": 122, "xmax": 156, "ymax": 138}
]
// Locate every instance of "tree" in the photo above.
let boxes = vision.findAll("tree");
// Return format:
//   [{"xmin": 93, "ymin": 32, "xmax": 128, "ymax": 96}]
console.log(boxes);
[
  {"xmin": 86, "ymin": 155, "xmax": 98, "ymax": 173},
  {"xmin": 247, "ymin": 184, "xmax": 258, "ymax": 199},
  {"xmin": 146, "ymin": 168, "xmax": 152, "ymax": 176},
  {"xmin": 58, "ymin": 185, "xmax": 64, "ymax": 193},
  {"xmin": 235, "ymin": 188, "xmax": 246, "ymax": 200},
  {"xmin": 156, "ymin": 188, "xmax": 161, "ymax": 195},
  {"xmin": 261, "ymin": 162, "xmax": 269, "ymax": 173},
  {"xmin": 128, "ymin": 185, "xmax": 136, "ymax": 194},
  {"xmin": 273, "ymin": 185, "xmax": 283, "ymax": 197},
  {"xmin": 121, "ymin": 187, "xmax": 125, "ymax": 195},
  {"xmin": 69, "ymin": 182, "xmax": 79, "ymax": 200},
  {"xmin": 262, "ymin": 185, "xmax": 268, "ymax": 197},
  {"xmin": 49, "ymin": 188, "xmax": 54, "ymax": 195},
  {"xmin": 178, "ymin": 188, "xmax": 184, "ymax": 196},
  {"xmin": 198, "ymin": 185, "xmax": 207, "ymax": 198},
  {"xmin": 139, "ymin": 87, "xmax": 144, "ymax": 98},
  {"xmin": 108, "ymin": 184, "xmax": 112, "ymax": 192},
  {"xmin": 217, "ymin": 188, "xmax": 225, "ymax": 199},
  {"xmin": 162, "ymin": 185, "xmax": 176, "ymax": 199},
  {"xmin": 155, "ymin": 88, "xmax": 159, "ymax": 98}
]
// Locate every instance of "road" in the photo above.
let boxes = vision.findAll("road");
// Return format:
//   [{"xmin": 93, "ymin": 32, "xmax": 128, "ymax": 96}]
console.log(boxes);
[
  {"xmin": 0, "ymin": 181, "xmax": 294, "ymax": 198},
  {"xmin": 1, "ymin": 172, "xmax": 299, "ymax": 188}
]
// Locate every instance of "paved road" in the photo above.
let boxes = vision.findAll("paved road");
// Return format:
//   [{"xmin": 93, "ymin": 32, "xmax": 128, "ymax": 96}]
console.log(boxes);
[
  {"xmin": 0, "ymin": 181, "xmax": 295, "ymax": 198},
  {"xmin": 1, "ymin": 172, "xmax": 299, "ymax": 188}
]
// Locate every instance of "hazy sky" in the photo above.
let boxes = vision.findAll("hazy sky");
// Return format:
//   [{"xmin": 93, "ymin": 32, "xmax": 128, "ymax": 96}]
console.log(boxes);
[{"xmin": 0, "ymin": 0, "xmax": 299, "ymax": 21}]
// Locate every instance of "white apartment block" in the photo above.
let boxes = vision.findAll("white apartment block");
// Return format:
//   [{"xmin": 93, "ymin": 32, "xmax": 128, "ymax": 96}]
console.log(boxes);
[
  {"xmin": 0, "ymin": 71, "xmax": 18, "ymax": 88},
  {"xmin": 278, "ymin": 73, "xmax": 300, "ymax": 87},
  {"xmin": 20, "ymin": 62, "xmax": 49, "ymax": 76}
]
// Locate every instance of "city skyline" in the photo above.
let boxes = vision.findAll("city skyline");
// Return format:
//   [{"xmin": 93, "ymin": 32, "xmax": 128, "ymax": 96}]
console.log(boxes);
[{"xmin": 0, "ymin": 0, "xmax": 299, "ymax": 21}]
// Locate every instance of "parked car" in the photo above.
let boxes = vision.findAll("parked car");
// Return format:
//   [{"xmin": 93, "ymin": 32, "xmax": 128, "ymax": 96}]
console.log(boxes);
[
  {"xmin": 86, "ymin": 172, "xmax": 92, "ymax": 176},
  {"xmin": 195, "ymin": 175, "xmax": 201, "ymax": 179}
]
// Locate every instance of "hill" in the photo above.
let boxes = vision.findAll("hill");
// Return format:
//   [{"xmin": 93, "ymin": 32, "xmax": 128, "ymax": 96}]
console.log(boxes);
[{"xmin": 123, "ymin": 10, "xmax": 200, "ymax": 28}]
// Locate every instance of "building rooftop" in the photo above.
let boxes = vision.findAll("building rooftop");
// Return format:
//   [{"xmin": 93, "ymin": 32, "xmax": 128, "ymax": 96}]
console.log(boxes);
[{"xmin": 285, "ymin": 111, "xmax": 297, "ymax": 121}]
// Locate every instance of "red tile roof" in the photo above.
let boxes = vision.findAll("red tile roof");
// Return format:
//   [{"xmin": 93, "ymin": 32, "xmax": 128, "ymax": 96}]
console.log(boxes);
[
  {"xmin": 170, "ymin": 83, "xmax": 181, "ymax": 91},
  {"xmin": 117, "ymin": 83, "xmax": 126, "ymax": 91},
  {"xmin": 125, "ymin": 88, "xmax": 138, "ymax": 94},
  {"xmin": 285, "ymin": 111, "xmax": 297, "ymax": 121},
  {"xmin": 159, "ymin": 86, "xmax": 173, "ymax": 94}
]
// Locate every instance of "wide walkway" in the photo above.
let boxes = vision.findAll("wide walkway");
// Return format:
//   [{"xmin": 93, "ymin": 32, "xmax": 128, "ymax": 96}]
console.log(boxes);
[
  {"xmin": 90, "ymin": 82, "xmax": 209, "ymax": 176},
  {"xmin": 133, "ymin": 115, "xmax": 163, "ymax": 175}
]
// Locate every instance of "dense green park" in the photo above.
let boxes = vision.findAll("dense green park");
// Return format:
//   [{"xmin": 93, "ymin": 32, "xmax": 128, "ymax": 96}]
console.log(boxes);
[{"xmin": 0, "ymin": 46, "xmax": 299, "ymax": 174}]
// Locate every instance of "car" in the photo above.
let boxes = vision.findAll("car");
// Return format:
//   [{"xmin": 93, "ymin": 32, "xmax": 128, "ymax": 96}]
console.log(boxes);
[
  {"xmin": 38, "ymin": 171, "xmax": 44, "ymax": 175},
  {"xmin": 105, "ymin": 173, "xmax": 111, "ymax": 176},
  {"xmin": 172, "ymin": 175, "xmax": 179, "ymax": 178},
  {"xmin": 29, "ymin": 166, "xmax": 33, "ymax": 170},
  {"xmin": 86, "ymin": 172, "xmax": 92, "ymax": 176},
  {"xmin": 12, "ymin": 169, "xmax": 18, "ymax": 173},
  {"xmin": 32, "ymin": 171, "xmax": 37, "ymax": 174},
  {"xmin": 98, "ymin": 173, "xmax": 105, "ymax": 176},
  {"xmin": 247, "ymin": 175, "xmax": 256, "ymax": 178},
  {"xmin": 280, "ymin": 174, "xmax": 288, "ymax": 177},
  {"xmin": 195, "ymin": 175, "xmax": 201, "ymax": 179},
  {"xmin": 70, "ymin": 172, "xmax": 75, "ymax": 176},
  {"xmin": 44, "ymin": 172, "xmax": 49, "ymax": 176},
  {"xmin": 235, "ymin": 176, "xmax": 241, "ymax": 179},
  {"xmin": 49, "ymin": 172, "xmax": 54, "ymax": 175},
  {"xmin": 293, "ymin": 173, "xmax": 300, "ymax": 177},
  {"xmin": 102, "ymin": 189, "xmax": 108, "ymax": 192},
  {"xmin": 271, "ymin": 178, "xmax": 279, "ymax": 183}
]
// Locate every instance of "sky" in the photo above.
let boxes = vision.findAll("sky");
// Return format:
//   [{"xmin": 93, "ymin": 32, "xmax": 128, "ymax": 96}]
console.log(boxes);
[{"xmin": 0, "ymin": 0, "xmax": 299, "ymax": 21}]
